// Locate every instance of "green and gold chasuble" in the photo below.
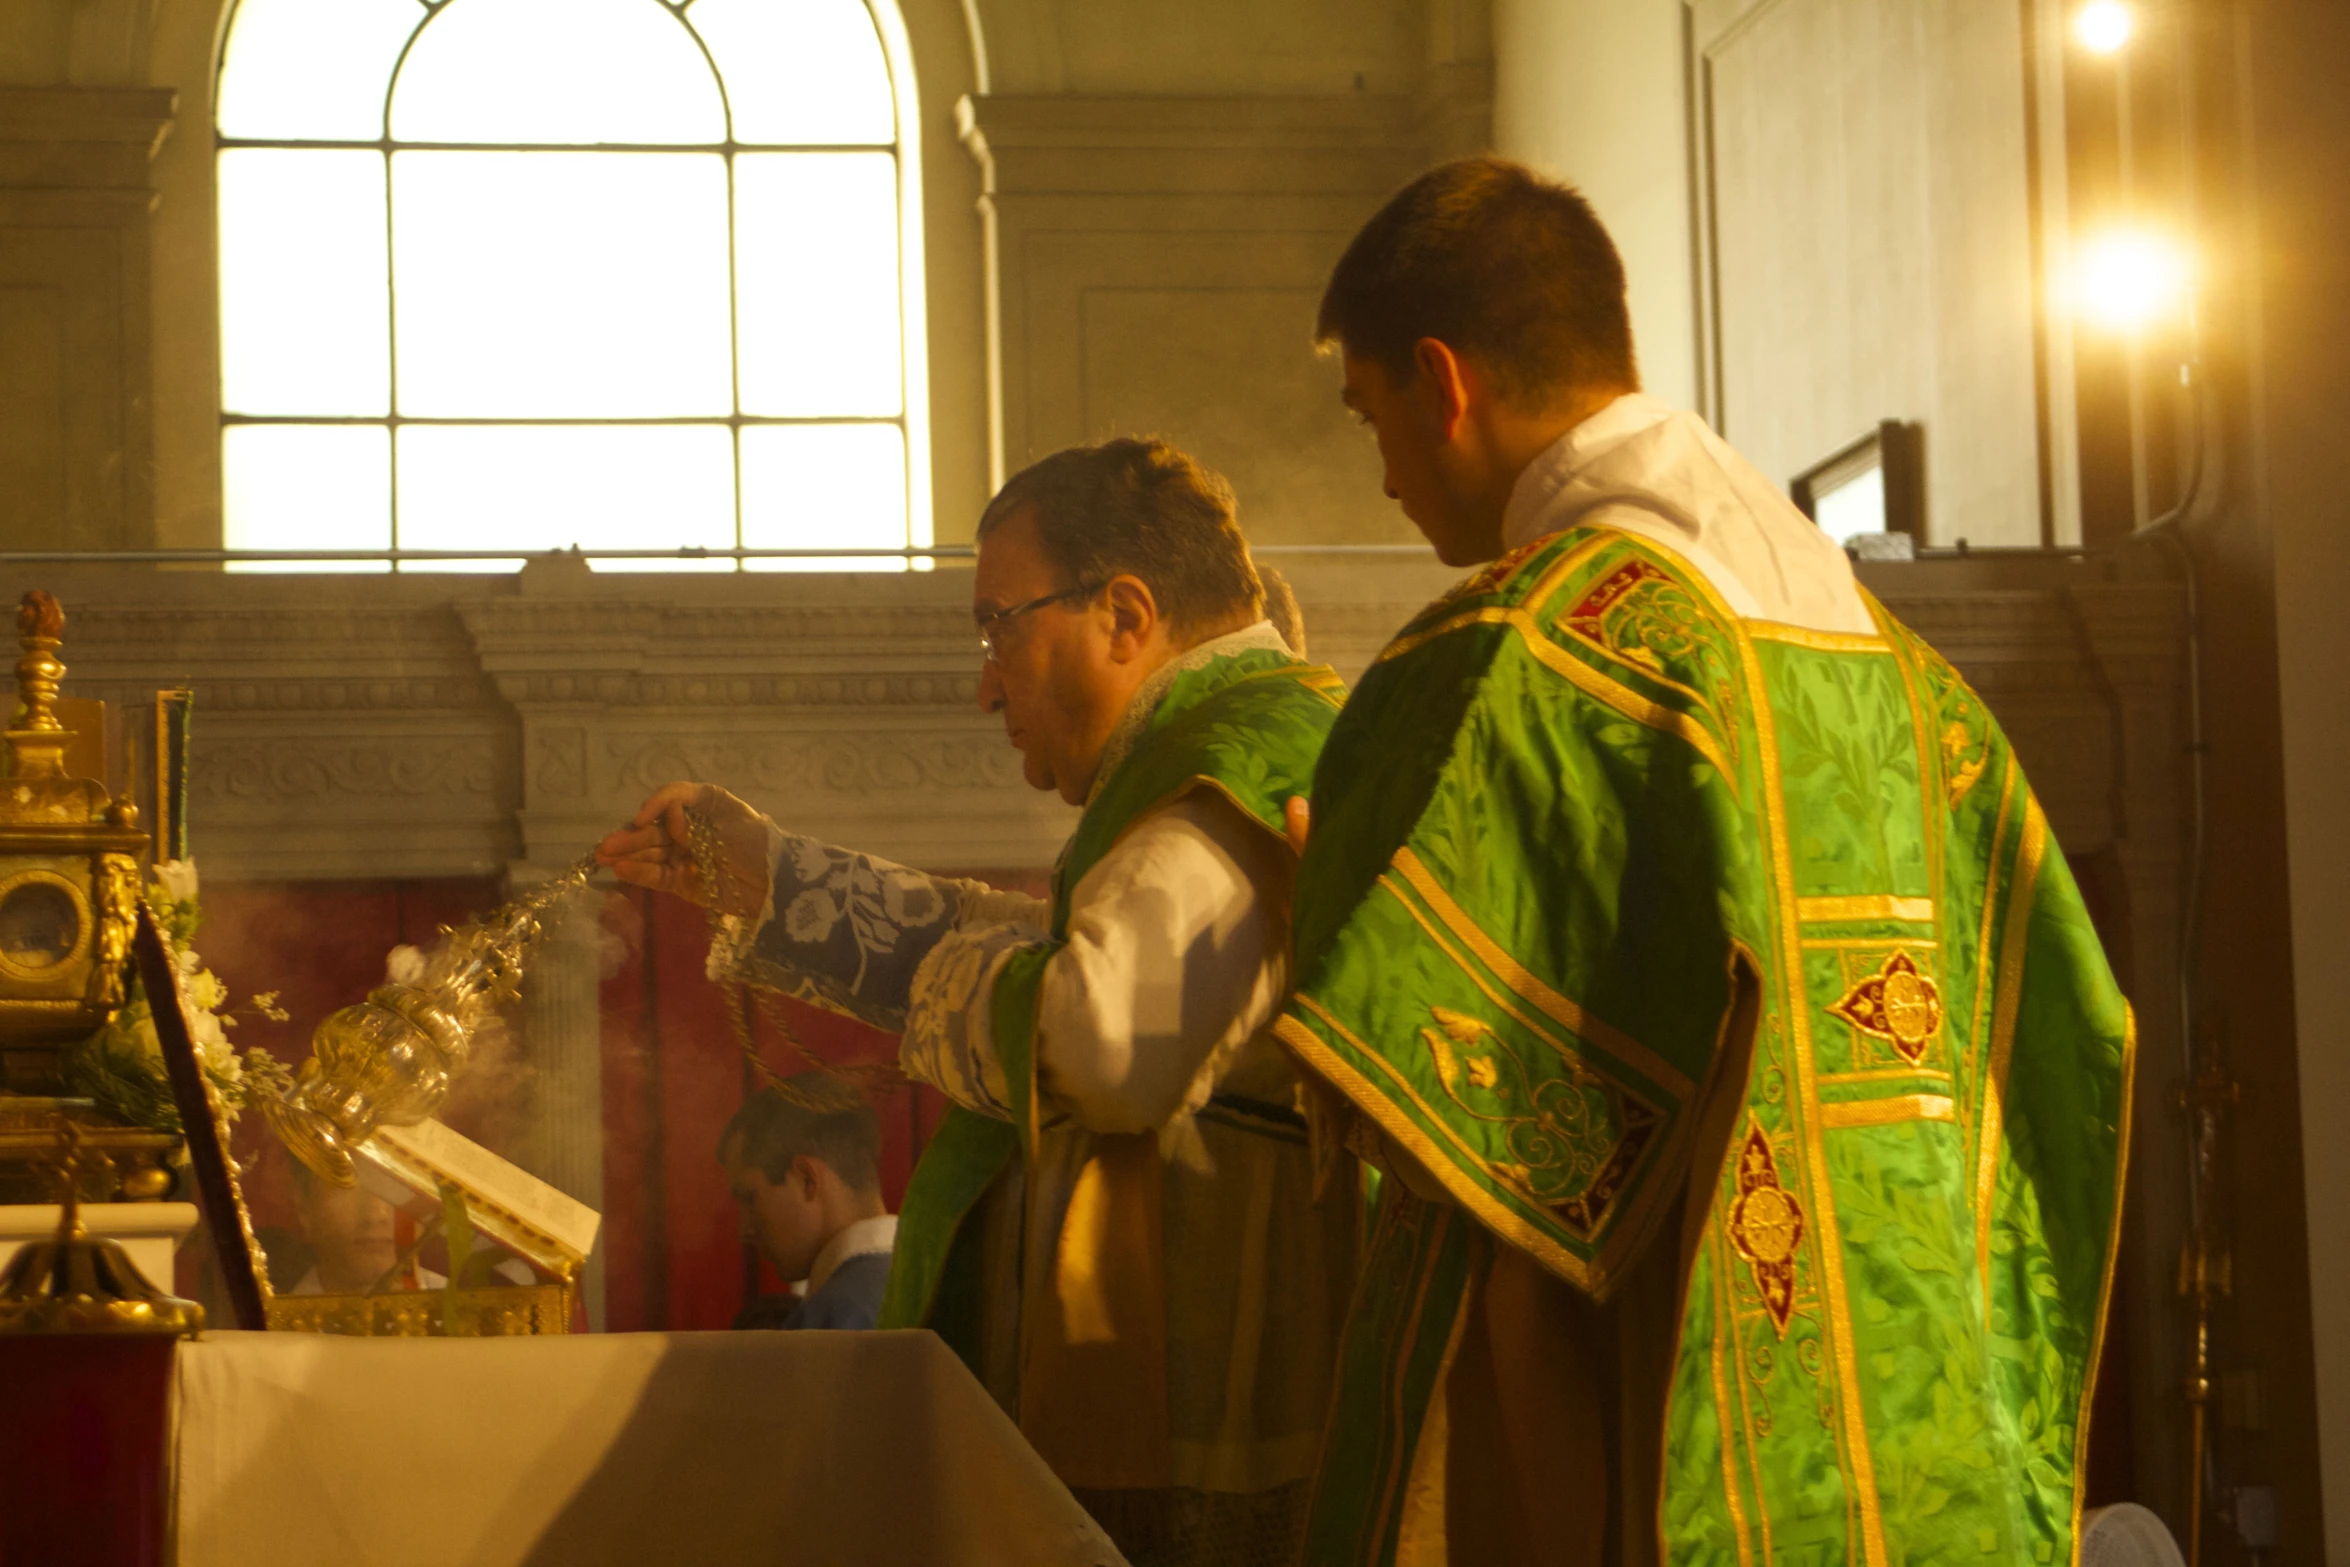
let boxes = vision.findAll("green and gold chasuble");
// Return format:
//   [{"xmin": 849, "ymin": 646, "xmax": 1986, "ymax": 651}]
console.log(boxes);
[
  {"xmin": 880, "ymin": 642, "xmax": 1350, "ymax": 1490},
  {"xmin": 1276, "ymin": 528, "xmax": 2132, "ymax": 1567}
]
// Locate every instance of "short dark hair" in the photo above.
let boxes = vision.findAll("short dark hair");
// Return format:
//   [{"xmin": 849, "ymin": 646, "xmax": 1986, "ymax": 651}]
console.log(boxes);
[
  {"xmin": 1317, "ymin": 157, "xmax": 1638, "ymax": 405},
  {"xmin": 976, "ymin": 438, "xmax": 1264, "ymax": 636},
  {"xmin": 719, "ymin": 1085, "xmax": 881, "ymax": 1194}
]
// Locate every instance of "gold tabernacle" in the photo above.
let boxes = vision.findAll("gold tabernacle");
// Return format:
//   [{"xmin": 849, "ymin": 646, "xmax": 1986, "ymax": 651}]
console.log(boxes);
[{"xmin": 0, "ymin": 592, "xmax": 146, "ymax": 1097}]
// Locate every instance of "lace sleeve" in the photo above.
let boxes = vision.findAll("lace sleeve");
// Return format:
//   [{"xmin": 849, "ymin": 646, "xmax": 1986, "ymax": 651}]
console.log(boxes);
[
  {"xmin": 899, "ymin": 920, "xmax": 1047, "ymax": 1119},
  {"xmin": 707, "ymin": 830, "xmax": 969, "ymax": 1030}
]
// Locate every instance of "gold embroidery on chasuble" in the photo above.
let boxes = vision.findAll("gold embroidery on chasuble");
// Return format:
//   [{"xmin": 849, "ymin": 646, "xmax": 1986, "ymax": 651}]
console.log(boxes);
[
  {"xmin": 1909, "ymin": 635, "xmax": 1991, "ymax": 809},
  {"xmin": 1418, "ymin": 1004, "xmax": 1661, "ymax": 1242},
  {"xmin": 1832, "ymin": 950, "xmax": 1946, "ymax": 1066},
  {"xmin": 1460, "ymin": 537, "xmax": 1553, "ymax": 598},
  {"xmin": 1563, "ymin": 558, "xmax": 1672, "ymax": 646},
  {"xmin": 1727, "ymin": 1121, "xmax": 1805, "ymax": 1336},
  {"xmin": 1558, "ymin": 558, "xmax": 1743, "ymax": 766}
]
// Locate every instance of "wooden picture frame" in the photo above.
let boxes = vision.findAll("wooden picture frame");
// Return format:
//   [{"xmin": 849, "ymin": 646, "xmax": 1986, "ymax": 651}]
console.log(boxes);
[
  {"xmin": 1791, "ymin": 419, "xmax": 1928, "ymax": 543},
  {"xmin": 133, "ymin": 900, "xmax": 269, "ymax": 1331}
]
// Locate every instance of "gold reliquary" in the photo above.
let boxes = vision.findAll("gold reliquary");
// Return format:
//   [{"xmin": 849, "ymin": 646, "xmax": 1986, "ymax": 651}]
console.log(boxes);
[{"xmin": 0, "ymin": 592, "xmax": 145, "ymax": 1095}]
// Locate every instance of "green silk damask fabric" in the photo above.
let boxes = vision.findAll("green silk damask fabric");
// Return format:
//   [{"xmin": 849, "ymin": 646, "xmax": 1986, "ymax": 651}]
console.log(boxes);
[
  {"xmin": 1277, "ymin": 529, "xmax": 2132, "ymax": 1567},
  {"xmin": 878, "ymin": 644, "xmax": 1347, "ymax": 1349}
]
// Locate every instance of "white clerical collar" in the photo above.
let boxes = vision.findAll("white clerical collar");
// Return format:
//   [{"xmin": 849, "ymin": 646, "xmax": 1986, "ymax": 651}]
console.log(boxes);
[
  {"xmin": 1500, "ymin": 393, "xmax": 1676, "ymax": 551},
  {"xmin": 806, "ymin": 1213, "xmax": 896, "ymax": 1298}
]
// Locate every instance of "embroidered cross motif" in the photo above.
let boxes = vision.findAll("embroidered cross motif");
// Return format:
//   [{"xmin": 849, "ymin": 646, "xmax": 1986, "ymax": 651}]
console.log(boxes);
[
  {"xmin": 1832, "ymin": 950, "xmax": 1945, "ymax": 1065},
  {"xmin": 1727, "ymin": 1122, "xmax": 1804, "ymax": 1335}
]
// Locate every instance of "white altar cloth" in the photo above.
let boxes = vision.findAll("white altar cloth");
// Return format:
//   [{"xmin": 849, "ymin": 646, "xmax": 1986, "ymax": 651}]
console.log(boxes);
[{"xmin": 174, "ymin": 1329, "xmax": 1126, "ymax": 1567}]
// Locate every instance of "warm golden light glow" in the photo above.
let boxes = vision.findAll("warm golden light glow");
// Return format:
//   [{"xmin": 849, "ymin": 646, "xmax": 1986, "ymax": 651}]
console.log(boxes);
[
  {"xmin": 2076, "ymin": 0, "xmax": 2133, "ymax": 54},
  {"xmin": 2072, "ymin": 228, "xmax": 2191, "ymax": 333}
]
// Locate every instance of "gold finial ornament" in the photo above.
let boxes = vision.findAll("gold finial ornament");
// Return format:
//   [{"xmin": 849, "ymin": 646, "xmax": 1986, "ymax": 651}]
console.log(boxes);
[
  {"xmin": 5, "ymin": 589, "xmax": 98, "ymax": 806},
  {"xmin": 9, "ymin": 590, "xmax": 67, "ymax": 756},
  {"xmin": 0, "ymin": 1121, "xmax": 203, "ymax": 1336},
  {"xmin": 0, "ymin": 591, "xmax": 149, "ymax": 1093}
]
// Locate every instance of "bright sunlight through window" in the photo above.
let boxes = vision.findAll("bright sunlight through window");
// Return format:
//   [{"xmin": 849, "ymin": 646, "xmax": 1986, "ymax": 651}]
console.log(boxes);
[{"xmin": 214, "ymin": 0, "xmax": 929, "ymax": 572}]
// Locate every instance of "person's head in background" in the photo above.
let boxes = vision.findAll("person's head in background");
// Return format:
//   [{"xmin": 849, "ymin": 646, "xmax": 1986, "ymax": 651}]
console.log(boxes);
[
  {"xmin": 972, "ymin": 437, "xmax": 1267, "ymax": 804},
  {"xmin": 720, "ymin": 1087, "xmax": 885, "ymax": 1286},
  {"xmin": 1257, "ymin": 563, "xmax": 1307, "ymax": 658},
  {"xmin": 289, "ymin": 1157, "xmax": 399, "ymax": 1294},
  {"xmin": 1318, "ymin": 157, "xmax": 1640, "ymax": 567}
]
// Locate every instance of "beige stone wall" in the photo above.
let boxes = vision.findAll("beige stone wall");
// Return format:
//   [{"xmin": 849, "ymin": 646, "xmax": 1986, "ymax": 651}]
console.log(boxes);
[
  {"xmin": 953, "ymin": 0, "xmax": 1489, "ymax": 543},
  {"xmin": 1493, "ymin": 0, "xmax": 2060, "ymax": 549},
  {"xmin": 1490, "ymin": 0, "xmax": 1699, "ymax": 414}
]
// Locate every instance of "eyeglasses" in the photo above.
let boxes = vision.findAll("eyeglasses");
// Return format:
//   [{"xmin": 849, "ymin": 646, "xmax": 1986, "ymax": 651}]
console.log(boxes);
[{"xmin": 976, "ymin": 582, "xmax": 1103, "ymax": 663}]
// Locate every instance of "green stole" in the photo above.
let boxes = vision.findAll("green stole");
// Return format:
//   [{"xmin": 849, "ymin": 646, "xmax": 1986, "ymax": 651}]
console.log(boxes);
[
  {"xmin": 1278, "ymin": 529, "xmax": 2132, "ymax": 1567},
  {"xmin": 878, "ymin": 645, "xmax": 1346, "ymax": 1390}
]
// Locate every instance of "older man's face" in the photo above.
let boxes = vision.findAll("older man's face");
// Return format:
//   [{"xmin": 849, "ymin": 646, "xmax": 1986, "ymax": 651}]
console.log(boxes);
[{"xmin": 972, "ymin": 506, "xmax": 1132, "ymax": 804}]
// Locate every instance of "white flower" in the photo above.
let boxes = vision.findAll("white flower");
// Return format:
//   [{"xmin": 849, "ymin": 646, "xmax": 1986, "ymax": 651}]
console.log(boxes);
[
  {"xmin": 189, "ymin": 1006, "xmax": 239, "ymax": 1076},
  {"xmin": 152, "ymin": 859, "xmax": 199, "ymax": 906},
  {"xmin": 790, "ymin": 837, "xmax": 837, "ymax": 883},
  {"xmin": 881, "ymin": 871, "xmax": 944, "ymax": 929},
  {"xmin": 187, "ymin": 967, "xmax": 228, "ymax": 1012},
  {"xmin": 784, "ymin": 888, "xmax": 841, "ymax": 943}
]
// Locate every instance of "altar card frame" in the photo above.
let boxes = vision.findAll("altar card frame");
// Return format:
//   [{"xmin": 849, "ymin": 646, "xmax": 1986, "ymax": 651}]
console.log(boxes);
[
  {"xmin": 355, "ymin": 1117, "xmax": 599, "ymax": 1284},
  {"xmin": 133, "ymin": 899, "xmax": 270, "ymax": 1331}
]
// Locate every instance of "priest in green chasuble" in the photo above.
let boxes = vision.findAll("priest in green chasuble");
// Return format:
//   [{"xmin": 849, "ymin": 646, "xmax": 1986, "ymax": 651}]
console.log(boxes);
[
  {"xmin": 600, "ymin": 439, "xmax": 1356, "ymax": 1567},
  {"xmin": 1277, "ymin": 159, "xmax": 2132, "ymax": 1566}
]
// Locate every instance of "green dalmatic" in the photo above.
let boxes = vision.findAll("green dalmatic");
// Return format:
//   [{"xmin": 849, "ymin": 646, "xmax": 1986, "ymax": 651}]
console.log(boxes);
[{"xmin": 1278, "ymin": 529, "xmax": 2132, "ymax": 1567}]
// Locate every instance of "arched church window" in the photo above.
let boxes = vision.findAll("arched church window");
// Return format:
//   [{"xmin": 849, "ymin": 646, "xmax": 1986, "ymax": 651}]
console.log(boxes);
[{"xmin": 213, "ymin": 0, "xmax": 928, "ymax": 571}]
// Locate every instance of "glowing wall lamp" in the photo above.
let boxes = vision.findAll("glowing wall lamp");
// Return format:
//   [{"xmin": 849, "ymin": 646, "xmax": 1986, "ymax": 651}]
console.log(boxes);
[
  {"xmin": 2076, "ymin": 0, "xmax": 2133, "ymax": 54},
  {"xmin": 2071, "ymin": 227, "xmax": 2193, "ymax": 335}
]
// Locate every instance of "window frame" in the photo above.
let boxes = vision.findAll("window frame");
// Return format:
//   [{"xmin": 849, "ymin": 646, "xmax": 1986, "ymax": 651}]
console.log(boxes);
[{"xmin": 211, "ymin": 0, "xmax": 933, "ymax": 569}]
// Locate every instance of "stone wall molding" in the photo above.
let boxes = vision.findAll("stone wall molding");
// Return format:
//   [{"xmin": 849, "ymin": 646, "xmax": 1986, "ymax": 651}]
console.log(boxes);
[{"xmin": 0, "ymin": 555, "xmax": 2179, "ymax": 889}]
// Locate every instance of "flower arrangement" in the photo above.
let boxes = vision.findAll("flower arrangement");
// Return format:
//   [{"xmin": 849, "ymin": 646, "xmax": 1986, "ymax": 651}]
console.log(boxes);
[{"xmin": 63, "ymin": 859, "xmax": 293, "ymax": 1135}]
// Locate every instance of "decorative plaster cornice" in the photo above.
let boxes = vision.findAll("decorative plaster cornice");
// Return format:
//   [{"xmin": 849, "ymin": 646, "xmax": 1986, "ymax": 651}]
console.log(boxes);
[{"xmin": 0, "ymin": 563, "xmax": 2182, "ymax": 882}]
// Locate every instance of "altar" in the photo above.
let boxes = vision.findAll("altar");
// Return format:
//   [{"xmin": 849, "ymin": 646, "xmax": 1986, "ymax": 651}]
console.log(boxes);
[{"xmin": 173, "ymin": 1328, "xmax": 1123, "ymax": 1567}]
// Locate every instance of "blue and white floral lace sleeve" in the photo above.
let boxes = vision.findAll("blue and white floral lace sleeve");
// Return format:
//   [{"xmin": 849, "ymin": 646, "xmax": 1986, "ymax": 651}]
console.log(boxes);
[
  {"xmin": 707, "ymin": 829, "xmax": 974, "ymax": 1030},
  {"xmin": 900, "ymin": 922, "xmax": 1046, "ymax": 1119}
]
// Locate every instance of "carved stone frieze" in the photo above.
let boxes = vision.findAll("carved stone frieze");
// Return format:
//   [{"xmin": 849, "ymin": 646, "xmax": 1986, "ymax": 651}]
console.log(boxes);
[
  {"xmin": 534, "ymin": 728, "xmax": 589, "ymax": 800},
  {"xmin": 605, "ymin": 730, "xmax": 1028, "ymax": 799},
  {"xmin": 0, "ymin": 555, "xmax": 2184, "ymax": 885},
  {"xmin": 498, "ymin": 671, "xmax": 986, "ymax": 710},
  {"xmin": 192, "ymin": 738, "xmax": 500, "ymax": 801}
]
